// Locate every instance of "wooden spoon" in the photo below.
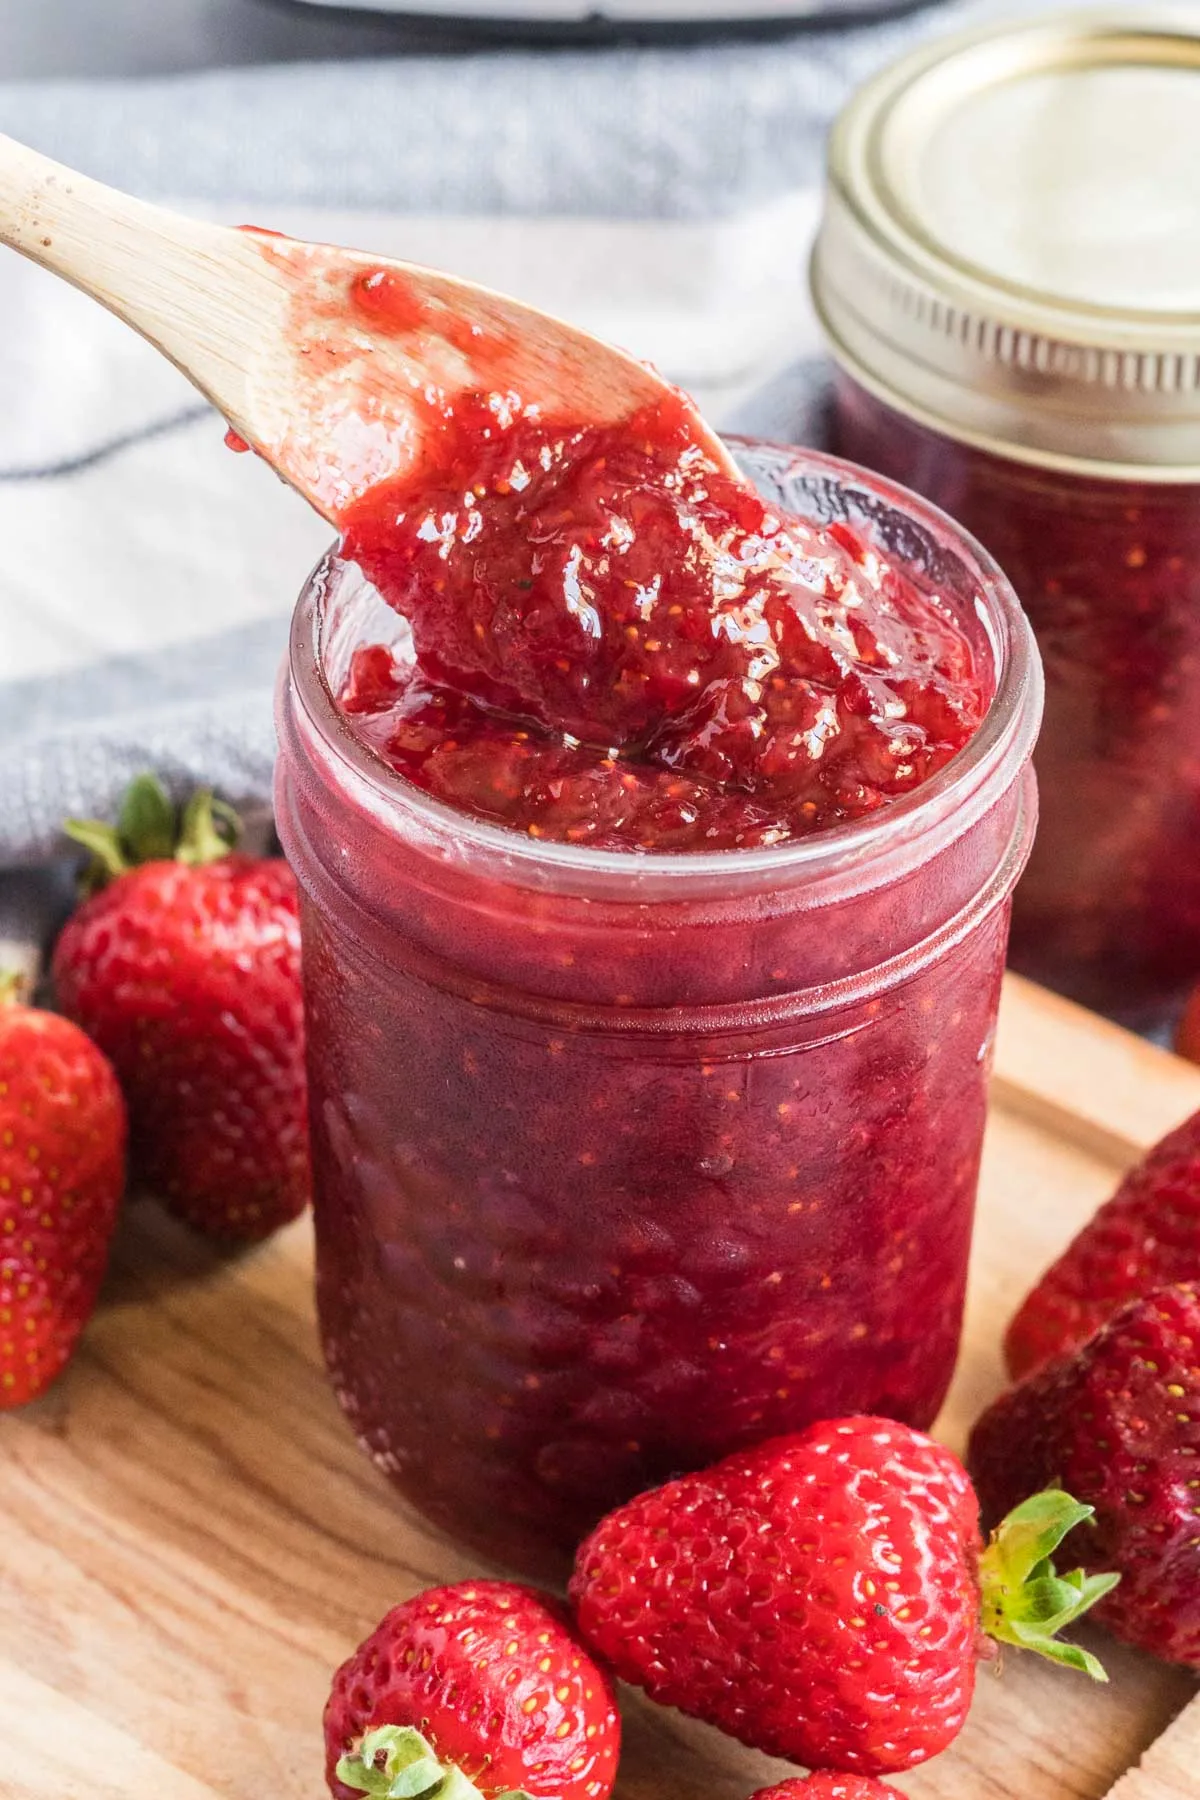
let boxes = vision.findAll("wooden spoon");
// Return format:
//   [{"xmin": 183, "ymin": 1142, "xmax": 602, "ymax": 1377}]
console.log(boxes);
[{"xmin": 0, "ymin": 132, "xmax": 745, "ymax": 521}]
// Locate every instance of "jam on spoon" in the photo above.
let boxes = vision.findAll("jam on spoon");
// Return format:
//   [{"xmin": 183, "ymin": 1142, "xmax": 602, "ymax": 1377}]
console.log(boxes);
[{"xmin": 334, "ymin": 381, "xmax": 986, "ymax": 852}]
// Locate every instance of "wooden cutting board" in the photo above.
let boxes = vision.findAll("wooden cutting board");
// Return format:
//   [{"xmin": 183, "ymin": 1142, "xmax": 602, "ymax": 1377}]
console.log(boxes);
[{"xmin": 2, "ymin": 974, "xmax": 1198, "ymax": 1800}]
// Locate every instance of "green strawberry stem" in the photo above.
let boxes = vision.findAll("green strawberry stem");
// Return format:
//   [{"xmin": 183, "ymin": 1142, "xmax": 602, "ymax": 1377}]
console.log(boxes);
[
  {"xmin": 978, "ymin": 1490, "xmax": 1120, "ymax": 1680},
  {"xmin": 176, "ymin": 788, "xmax": 242, "ymax": 866},
  {"xmin": 64, "ymin": 773, "xmax": 241, "ymax": 891},
  {"xmin": 0, "ymin": 971, "xmax": 25, "ymax": 1007},
  {"xmin": 336, "ymin": 1725, "xmax": 533, "ymax": 1800}
]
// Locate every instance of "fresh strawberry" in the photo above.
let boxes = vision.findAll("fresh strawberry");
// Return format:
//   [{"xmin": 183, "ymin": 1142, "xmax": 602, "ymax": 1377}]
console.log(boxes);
[
  {"xmin": 0, "ymin": 979, "xmax": 126, "ymax": 1405},
  {"xmin": 52, "ymin": 774, "xmax": 308, "ymax": 1241},
  {"xmin": 325, "ymin": 1580, "xmax": 619, "ymax": 1800},
  {"xmin": 748, "ymin": 1781, "xmax": 905, "ymax": 1800},
  {"xmin": 569, "ymin": 1418, "xmax": 1113, "ymax": 1776},
  {"xmin": 973, "ymin": 1282, "xmax": 1200, "ymax": 1668},
  {"xmin": 1005, "ymin": 1108, "xmax": 1200, "ymax": 1377}
]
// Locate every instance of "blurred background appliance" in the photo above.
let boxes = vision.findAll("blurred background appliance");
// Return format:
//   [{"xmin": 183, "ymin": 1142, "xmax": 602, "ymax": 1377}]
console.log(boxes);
[
  {"xmin": 0, "ymin": 0, "xmax": 942, "ymax": 73},
  {"xmin": 271, "ymin": 0, "xmax": 935, "ymax": 30}
]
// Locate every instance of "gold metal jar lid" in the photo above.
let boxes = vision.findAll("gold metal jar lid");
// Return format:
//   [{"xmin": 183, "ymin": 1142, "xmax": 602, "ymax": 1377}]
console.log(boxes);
[{"xmin": 811, "ymin": 5, "xmax": 1200, "ymax": 480}]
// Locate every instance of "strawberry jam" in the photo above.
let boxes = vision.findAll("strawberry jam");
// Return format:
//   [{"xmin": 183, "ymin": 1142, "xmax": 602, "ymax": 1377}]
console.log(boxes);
[
  {"xmin": 334, "ymin": 392, "xmax": 986, "ymax": 852},
  {"xmin": 276, "ymin": 440, "xmax": 1041, "ymax": 1576},
  {"xmin": 834, "ymin": 375, "xmax": 1200, "ymax": 1028}
]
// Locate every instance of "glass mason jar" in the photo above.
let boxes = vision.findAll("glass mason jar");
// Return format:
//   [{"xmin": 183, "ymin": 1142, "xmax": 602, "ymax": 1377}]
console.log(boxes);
[
  {"xmin": 812, "ymin": 7, "xmax": 1200, "ymax": 1031},
  {"xmin": 831, "ymin": 383, "xmax": 1200, "ymax": 1026},
  {"xmin": 275, "ymin": 443, "xmax": 1041, "ymax": 1578}
]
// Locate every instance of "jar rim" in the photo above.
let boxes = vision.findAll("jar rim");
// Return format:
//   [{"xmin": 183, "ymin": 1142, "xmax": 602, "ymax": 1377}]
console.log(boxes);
[{"xmin": 285, "ymin": 440, "xmax": 1041, "ymax": 901}]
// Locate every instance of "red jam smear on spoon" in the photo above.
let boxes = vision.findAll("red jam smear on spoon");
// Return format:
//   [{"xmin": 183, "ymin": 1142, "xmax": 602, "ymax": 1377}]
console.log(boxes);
[{"xmin": 236, "ymin": 237, "xmax": 988, "ymax": 851}]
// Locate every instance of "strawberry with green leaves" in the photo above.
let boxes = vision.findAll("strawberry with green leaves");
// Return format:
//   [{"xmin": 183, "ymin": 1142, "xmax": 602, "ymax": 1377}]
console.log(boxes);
[
  {"xmin": 325, "ymin": 1581, "xmax": 619, "ymax": 1800},
  {"xmin": 0, "ymin": 979, "xmax": 126, "ymax": 1405},
  {"xmin": 972, "ymin": 1282, "xmax": 1200, "ymax": 1669},
  {"xmin": 52, "ymin": 775, "xmax": 308, "ymax": 1241},
  {"xmin": 569, "ymin": 1417, "xmax": 1115, "ymax": 1776}
]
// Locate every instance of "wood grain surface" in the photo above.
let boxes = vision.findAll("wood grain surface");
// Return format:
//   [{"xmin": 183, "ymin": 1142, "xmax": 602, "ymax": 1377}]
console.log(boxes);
[
  {"xmin": 1103, "ymin": 1695, "xmax": 1200, "ymax": 1800},
  {"xmin": 2, "ymin": 973, "xmax": 1198, "ymax": 1800}
]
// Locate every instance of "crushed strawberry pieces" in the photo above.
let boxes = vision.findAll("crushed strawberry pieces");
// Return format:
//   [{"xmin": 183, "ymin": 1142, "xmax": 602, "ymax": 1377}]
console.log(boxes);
[{"xmin": 334, "ymin": 390, "xmax": 988, "ymax": 851}]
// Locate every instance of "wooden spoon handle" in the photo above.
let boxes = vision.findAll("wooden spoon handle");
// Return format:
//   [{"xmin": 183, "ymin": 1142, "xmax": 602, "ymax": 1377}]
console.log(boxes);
[
  {"xmin": 0, "ymin": 134, "xmax": 746, "ymax": 514},
  {"xmin": 0, "ymin": 132, "xmax": 282, "ymax": 424}
]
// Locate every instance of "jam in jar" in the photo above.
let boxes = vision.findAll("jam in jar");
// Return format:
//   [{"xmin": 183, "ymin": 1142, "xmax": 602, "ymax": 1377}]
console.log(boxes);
[{"xmin": 276, "ymin": 442, "xmax": 1040, "ymax": 1575}]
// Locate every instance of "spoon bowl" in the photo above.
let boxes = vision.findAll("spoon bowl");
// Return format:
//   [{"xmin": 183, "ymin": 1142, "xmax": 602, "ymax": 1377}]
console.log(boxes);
[{"xmin": 0, "ymin": 132, "xmax": 745, "ymax": 523}]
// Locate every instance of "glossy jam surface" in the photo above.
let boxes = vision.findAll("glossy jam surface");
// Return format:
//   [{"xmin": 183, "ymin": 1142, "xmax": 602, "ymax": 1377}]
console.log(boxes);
[
  {"xmin": 278, "ymin": 442, "xmax": 1033, "ymax": 1577},
  {"xmin": 335, "ymin": 393, "xmax": 987, "ymax": 851},
  {"xmin": 834, "ymin": 374, "xmax": 1200, "ymax": 1026}
]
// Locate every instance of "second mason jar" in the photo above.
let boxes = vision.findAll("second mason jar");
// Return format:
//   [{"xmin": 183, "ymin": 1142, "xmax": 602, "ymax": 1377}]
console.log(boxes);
[
  {"xmin": 813, "ymin": 6, "xmax": 1200, "ymax": 1029},
  {"xmin": 276, "ymin": 445, "xmax": 1040, "ymax": 1578}
]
